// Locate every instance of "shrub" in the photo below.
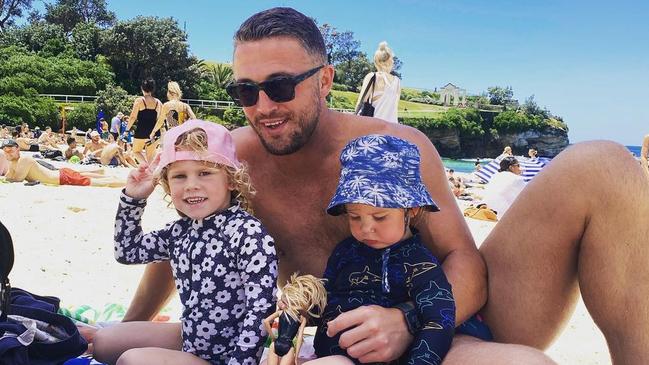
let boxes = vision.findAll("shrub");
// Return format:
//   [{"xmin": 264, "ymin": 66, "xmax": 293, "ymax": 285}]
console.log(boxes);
[
  {"xmin": 97, "ymin": 84, "xmax": 134, "ymax": 117},
  {"xmin": 66, "ymin": 103, "xmax": 98, "ymax": 130},
  {"xmin": 0, "ymin": 95, "xmax": 59, "ymax": 126},
  {"xmin": 222, "ymin": 108, "xmax": 247, "ymax": 127}
]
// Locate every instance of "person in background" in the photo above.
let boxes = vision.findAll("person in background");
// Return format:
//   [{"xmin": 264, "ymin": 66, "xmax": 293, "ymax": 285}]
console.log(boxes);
[
  {"xmin": 499, "ymin": 146, "xmax": 513, "ymax": 159},
  {"xmin": 481, "ymin": 156, "xmax": 526, "ymax": 217},
  {"xmin": 127, "ymin": 78, "xmax": 162, "ymax": 164},
  {"xmin": 528, "ymin": 147, "xmax": 539, "ymax": 161},
  {"xmin": 150, "ymin": 81, "xmax": 196, "ymax": 139},
  {"xmin": 110, "ymin": 112, "xmax": 124, "ymax": 141},
  {"xmin": 99, "ymin": 119, "xmax": 110, "ymax": 140},
  {"xmin": 64, "ymin": 137, "xmax": 84, "ymax": 162},
  {"xmin": 355, "ymin": 42, "xmax": 401, "ymax": 123}
]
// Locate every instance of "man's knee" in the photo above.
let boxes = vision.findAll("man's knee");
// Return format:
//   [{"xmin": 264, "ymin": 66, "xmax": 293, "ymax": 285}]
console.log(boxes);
[
  {"xmin": 443, "ymin": 335, "xmax": 557, "ymax": 365},
  {"xmin": 116, "ymin": 348, "xmax": 146, "ymax": 365},
  {"xmin": 92, "ymin": 327, "xmax": 115, "ymax": 363}
]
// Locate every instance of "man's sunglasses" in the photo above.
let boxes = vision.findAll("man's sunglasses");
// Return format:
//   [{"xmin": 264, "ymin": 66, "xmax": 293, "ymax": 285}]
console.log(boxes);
[{"xmin": 226, "ymin": 65, "xmax": 324, "ymax": 107}]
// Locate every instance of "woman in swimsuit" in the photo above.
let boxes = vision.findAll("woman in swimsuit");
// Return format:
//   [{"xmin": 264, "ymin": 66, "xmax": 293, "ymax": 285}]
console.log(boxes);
[{"xmin": 127, "ymin": 77, "xmax": 162, "ymax": 164}]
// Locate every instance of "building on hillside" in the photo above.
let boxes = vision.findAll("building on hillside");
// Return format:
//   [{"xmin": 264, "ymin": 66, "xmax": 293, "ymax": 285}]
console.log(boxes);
[{"xmin": 438, "ymin": 83, "xmax": 467, "ymax": 106}]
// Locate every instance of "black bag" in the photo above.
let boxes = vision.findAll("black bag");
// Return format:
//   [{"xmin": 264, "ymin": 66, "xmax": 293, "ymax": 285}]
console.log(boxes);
[
  {"xmin": 0, "ymin": 221, "xmax": 14, "ymax": 321},
  {"xmin": 356, "ymin": 73, "xmax": 376, "ymax": 117},
  {"xmin": 42, "ymin": 149, "xmax": 63, "ymax": 160}
]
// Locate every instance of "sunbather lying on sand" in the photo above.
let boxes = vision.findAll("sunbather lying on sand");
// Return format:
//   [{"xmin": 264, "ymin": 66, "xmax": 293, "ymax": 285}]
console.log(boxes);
[{"xmin": 1, "ymin": 140, "xmax": 125, "ymax": 187}]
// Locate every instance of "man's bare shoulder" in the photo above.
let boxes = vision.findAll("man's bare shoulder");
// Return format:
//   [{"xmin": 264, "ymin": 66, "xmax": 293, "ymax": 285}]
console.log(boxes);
[{"xmin": 231, "ymin": 126, "xmax": 260, "ymax": 158}]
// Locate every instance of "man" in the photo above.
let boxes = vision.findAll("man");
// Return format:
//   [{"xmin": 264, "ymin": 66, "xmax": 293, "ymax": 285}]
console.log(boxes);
[
  {"xmin": 1, "ymin": 140, "xmax": 124, "ymax": 187},
  {"xmin": 110, "ymin": 112, "xmax": 124, "ymax": 141},
  {"xmin": 83, "ymin": 131, "xmax": 107, "ymax": 159},
  {"xmin": 37, "ymin": 126, "xmax": 61, "ymax": 152},
  {"xmin": 641, "ymin": 134, "xmax": 649, "ymax": 176},
  {"xmin": 528, "ymin": 147, "xmax": 539, "ymax": 160},
  {"xmin": 115, "ymin": 8, "xmax": 649, "ymax": 364}
]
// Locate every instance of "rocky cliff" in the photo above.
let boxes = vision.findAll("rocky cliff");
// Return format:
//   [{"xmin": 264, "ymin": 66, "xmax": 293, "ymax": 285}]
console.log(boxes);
[{"xmin": 423, "ymin": 125, "xmax": 569, "ymax": 158}]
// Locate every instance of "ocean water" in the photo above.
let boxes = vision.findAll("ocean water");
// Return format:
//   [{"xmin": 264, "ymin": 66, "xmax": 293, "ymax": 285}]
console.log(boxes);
[
  {"xmin": 443, "ymin": 145, "xmax": 642, "ymax": 174},
  {"xmin": 627, "ymin": 145, "xmax": 641, "ymax": 157}
]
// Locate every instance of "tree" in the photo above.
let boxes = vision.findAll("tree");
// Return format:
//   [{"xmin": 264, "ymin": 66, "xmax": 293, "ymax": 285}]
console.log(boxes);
[
  {"xmin": 11, "ymin": 21, "xmax": 69, "ymax": 56},
  {"xmin": 522, "ymin": 94, "xmax": 549, "ymax": 118},
  {"xmin": 202, "ymin": 63, "xmax": 233, "ymax": 89},
  {"xmin": 100, "ymin": 16, "xmax": 201, "ymax": 97},
  {"xmin": 0, "ymin": 0, "xmax": 33, "ymax": 31},
  {"xmin": 71, "ymin": 22, "xmax": 101, "ymax": 60},
  {"xmin": 96, "ymin": 84, "xmax": 133, "ymax": 117},
  {"xmin": 334, "ymin": 52, "xmax": 372, "ymax": 91},
  {"xmin": 44, "ymin": 0, "xmax": 115, "ymax": 33},
  {"xmin": 487, "ymin": 86, "xmax": 514, "ymax": 106}
]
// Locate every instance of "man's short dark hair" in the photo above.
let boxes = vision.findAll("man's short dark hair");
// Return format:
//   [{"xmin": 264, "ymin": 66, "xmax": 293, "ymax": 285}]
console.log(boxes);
[
  {"xmin": 67, "ymin": 137, "xmax": 76, "ymax": 145},
  {"xmin": 234, "ymin": 7, "xmax": 327, "ymax": 64}
]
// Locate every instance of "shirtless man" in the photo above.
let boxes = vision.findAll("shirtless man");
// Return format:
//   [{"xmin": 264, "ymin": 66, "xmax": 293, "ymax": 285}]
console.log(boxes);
[
  {"xmin": 83, "ymin": 131, "xmax": 107, "ymax": 159},
  {"xmin": 106, "ymin": 8, "xmax": 649, "ymax": 364},
  {"xmin": 99, "ymin": 142, "xmax": 136, "ymax": 168},
  {"xmin": 37, "ymin": 126, "xmax": 61, "ymax": 151},
  {"xmin": 2, "ymin": 140, "xmax": 124, "ymax": 187}
]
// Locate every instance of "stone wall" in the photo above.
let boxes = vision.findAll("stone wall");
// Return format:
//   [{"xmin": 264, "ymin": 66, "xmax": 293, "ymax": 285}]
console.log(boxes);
[{"xmin": 423, "ymin": 125, "xmax": 569, "ymax": 158}]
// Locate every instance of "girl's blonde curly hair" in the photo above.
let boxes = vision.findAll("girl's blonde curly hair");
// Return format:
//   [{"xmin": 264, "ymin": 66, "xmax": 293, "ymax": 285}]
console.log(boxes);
[
  {"xmin": 281, "ymin": 273, "xmax": 327, "ymax": 322},
  {"xmin": 157, "ymin": 127, "xmax": 255, "ymax": 214}
]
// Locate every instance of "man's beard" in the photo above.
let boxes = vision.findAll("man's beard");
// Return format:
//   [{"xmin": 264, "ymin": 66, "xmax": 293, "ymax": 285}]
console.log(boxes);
[{"xmin": 253, "ymin": 95, "xmax": 321, "ymax": 156}]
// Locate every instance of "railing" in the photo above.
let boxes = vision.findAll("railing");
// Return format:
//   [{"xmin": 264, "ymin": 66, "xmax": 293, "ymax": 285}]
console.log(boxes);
[
  {"xmin": 38, "ymin": 94, "xmax": 98, "ymax": 103},
  {"xmin": 37, "ymin": 94, "xmax": 450, "ymax": 117}
]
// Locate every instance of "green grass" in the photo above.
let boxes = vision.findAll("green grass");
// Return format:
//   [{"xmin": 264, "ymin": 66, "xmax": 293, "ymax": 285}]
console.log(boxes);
[{"xmin": 330, "ymin": 90, "xmax": 448, "ymax": 118}]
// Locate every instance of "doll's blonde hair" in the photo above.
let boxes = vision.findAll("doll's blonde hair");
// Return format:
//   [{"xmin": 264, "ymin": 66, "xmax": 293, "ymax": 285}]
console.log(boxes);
[
  {"xmin": 281, "ymin": 273, "xmax": 327, "ymax": 322},
  {"xmin": 158, "ymin": 128, "xmax": 255, "ymax": 214},
  {"xmin": 374, "ymin": 41, "xmax": 394, "ymax": 73}
]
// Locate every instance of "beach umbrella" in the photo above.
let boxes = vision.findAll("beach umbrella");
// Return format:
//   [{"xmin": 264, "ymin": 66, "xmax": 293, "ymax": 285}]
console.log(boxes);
[{"xmin": 474, "ymin": 156, "xmax": 550, "ymax": 183}]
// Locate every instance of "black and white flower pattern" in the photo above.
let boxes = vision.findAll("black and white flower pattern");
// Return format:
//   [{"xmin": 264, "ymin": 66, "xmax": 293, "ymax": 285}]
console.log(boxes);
[{"xmin": 114, "ymin": 191, "xmax": 277, "ymax": 364}]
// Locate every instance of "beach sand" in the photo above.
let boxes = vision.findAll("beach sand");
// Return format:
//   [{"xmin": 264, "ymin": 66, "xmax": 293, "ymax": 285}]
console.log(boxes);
[{"xmin": 0, "ymin": 165, "xmax": 610, "ymax": 364}]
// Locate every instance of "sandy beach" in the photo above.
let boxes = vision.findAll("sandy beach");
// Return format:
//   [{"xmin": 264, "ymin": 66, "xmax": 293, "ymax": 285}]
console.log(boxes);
[{"xmin": 0, "ymin": 164, "xmax": 609, "ymax": 364}]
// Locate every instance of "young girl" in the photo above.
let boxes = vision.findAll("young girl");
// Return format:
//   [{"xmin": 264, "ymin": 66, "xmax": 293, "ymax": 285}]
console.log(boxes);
[
  {"xmin": 95, "ymin": 119, "xmax": 278, "ymax": 365},
  {"xmin": 263, "ymin": 274, "xmax": 327, "ymax": 365},
  {"xmin": 307, "ymin": 134, "xmax": 456, "ymax": 365}
]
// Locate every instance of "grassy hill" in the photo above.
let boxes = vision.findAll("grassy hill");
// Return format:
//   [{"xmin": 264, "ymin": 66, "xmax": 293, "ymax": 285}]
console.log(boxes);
[{"xmin": 330, "ymin": 90, "xmax": 448, "ymax": 118}]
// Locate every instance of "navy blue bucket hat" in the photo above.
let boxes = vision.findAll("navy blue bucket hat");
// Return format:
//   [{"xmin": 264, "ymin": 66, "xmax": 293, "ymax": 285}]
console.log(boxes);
[{"xmin": 327, "ymin": 134, "xmax": 440, "ymax": 215}]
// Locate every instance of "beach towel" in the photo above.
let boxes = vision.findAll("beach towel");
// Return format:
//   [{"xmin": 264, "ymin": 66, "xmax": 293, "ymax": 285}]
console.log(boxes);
[{"xmin": 463, "ymin": 204, "xmax": 498, "ymax": 222}]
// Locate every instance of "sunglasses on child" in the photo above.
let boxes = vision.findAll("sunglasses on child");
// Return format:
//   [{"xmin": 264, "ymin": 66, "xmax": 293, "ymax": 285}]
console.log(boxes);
[{"xmin": 226, "ymin": 65, "xmax": 324, "ymax": 107}]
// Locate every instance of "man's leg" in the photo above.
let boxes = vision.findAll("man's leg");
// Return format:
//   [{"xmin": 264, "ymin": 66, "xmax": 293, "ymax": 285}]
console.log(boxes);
[{"xmin": 480, "ymin": 141, "xmax": 649, "ymax": 364}]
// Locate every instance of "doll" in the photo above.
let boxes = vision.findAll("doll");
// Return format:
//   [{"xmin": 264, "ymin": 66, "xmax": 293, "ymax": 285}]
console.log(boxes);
[{"xmin": 264, "ymin": 274, "xmax": 327, "ymax": 365}]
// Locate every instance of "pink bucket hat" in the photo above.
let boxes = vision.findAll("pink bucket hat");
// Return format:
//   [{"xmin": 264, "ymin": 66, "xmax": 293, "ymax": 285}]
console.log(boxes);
[{"xmin": 154, "ymin": 119, "xmax": 240, "ymax": 175}]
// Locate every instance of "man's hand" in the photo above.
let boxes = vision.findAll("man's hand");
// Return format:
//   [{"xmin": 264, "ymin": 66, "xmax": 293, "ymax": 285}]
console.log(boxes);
[{"xmin": 326, "ymin": 305, "xmax": 413, "ymax": 363}]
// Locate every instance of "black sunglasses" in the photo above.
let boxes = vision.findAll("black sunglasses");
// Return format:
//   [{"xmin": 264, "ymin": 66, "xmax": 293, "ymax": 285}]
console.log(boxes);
[{"xmin": 226, "ymin": 65, "xmax": 324, "ymax": 107}]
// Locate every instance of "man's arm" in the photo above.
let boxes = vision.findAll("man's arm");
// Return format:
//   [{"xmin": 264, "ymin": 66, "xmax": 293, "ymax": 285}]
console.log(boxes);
[
  {"xmin": 5, "ymin": 156, "xmax": 32, "ymax": 182},
  {"xmin": 641, "ymin": 134, "xmax": 649, "ymax": 176},
  {"xmin": 409, "ymin": 127, "xmax": 487, "ymax": 323}
]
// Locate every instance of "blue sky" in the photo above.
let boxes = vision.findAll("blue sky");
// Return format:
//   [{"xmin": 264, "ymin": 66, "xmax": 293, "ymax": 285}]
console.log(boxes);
[{"xmin": 65, "ymin": 1, "xmax": 649, "ymax": 145}]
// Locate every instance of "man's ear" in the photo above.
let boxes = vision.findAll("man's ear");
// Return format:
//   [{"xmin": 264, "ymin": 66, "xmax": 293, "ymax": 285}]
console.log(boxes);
[{"xmin": 319, "ymin": 65, "xmax": 335, "ymax": 98}]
